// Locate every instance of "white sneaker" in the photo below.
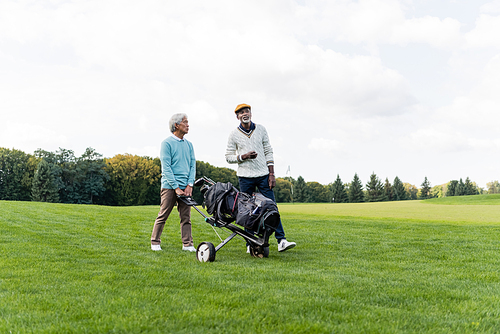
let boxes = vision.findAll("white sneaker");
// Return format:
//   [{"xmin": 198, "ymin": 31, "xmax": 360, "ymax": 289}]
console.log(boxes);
[
  {"xmin": 151, "ymin": 244, "xmax": 162, "ymax": 251},
  {"xmin": 247, "ymin": 246, "xmax": 250, "ymax": 254},
  {"xmin": 278, "ymin": 239, "xmax": 296, "ymax": 252},
  {"xmin": 182, "ymin": 245, "xmax": 196, "ymax": 252}
]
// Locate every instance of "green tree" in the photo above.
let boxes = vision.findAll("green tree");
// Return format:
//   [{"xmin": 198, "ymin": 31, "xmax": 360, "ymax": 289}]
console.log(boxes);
[
  {"xmin": 455, "ymin": 178, "xmax": 465, "ymax": 196},
  {"xmin": 384, "ymin": 178, "xmax": 393, "ymax": 201},
  {"xmin": 294, "ymin": 176, "xmax": 307, "ymax": 202},
  {"xmin": 366, "ymin": 172, "xmax": 385, "ymax": 202},
  {"xmin": 78, "ymin": 148, "xmax": 110, "ymax": 204},
  {"xmin": 431, "ymin": 184, "xmax": 446, "ymax": 198},
  {"xmin": 103, "ymin": 154, "xmax": 161, "ymax": 206},
  {"xmin": 331, "ymin": 174, "xmax": 348, "ymax": 203},
  {"xmin": 50, "ymin": 148, "xmax": 91, "ymax": 204},
  {"xmin": 144, "ymin": 157, "xmax": 162, "ymax": 205},
  {"xmin": 56, "ymin": 149, "xmax": 78, "ymax": 203},
  {"xmin": 446, "ymin": 180, "xmax": 458, "ymax": 196},
  {"xmin": 344, "ymin": 182, "xmax": 350, "ymax": 200},
  {"xmin": 487, "ymin": 180, "xmax": 500, "ymax": 194},
  {"xmin": 419, "ymin": 176, "xmax": 432, "ymax": 199},
  {"xmin": 33, "ymin": 148, "xmax": 64, "ymax": 194},
  {"xmin": 393, "ymin": 176, "xmax": 407, "ymax": 201},
  {"xmin": 31, "ymin": 159, "xmax": 60, "ymax": 203},
  {"xmin": 32, "ymin": 147, "xmax": 110, "ymax": 205},
  {"xmin": 349, "ymin": 173, "xmax": 364, "ymax": 203},
  {"xmin": 0, "ymin": 148, "xmax": 36, "ymax": 201},
  {"xmin": 306, "ymin": 181, "xmax": 330, "ymax": 203},
  {"xmin": 404, "ymin": 183, "xmax": 418, "ymax": 200},
  {"xmin": 274, "ymin": 178, "xmax": 292, "ymax": 203},
  {"xmin": 464, "ymin": 177, "xmax": 478, "ymax": 195}
]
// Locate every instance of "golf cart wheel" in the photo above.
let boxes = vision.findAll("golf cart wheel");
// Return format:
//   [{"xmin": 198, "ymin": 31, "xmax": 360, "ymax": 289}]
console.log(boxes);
[
  {"xmin": 263, "ymin": 246, "xmax": 269, "ymax": 258},
  {"xmin": 197, "ymin": 242, "xmax": 216, "ymax": 262},
  {"xmin": 250, "ymin": 246, "xmax": 268, "ymax": 259}
]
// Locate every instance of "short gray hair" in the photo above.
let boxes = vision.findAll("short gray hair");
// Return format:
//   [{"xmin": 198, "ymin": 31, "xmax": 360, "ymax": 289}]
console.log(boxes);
[{"xmin": 169, "ymin": 113, "xmax": 188, "ymax": 133}]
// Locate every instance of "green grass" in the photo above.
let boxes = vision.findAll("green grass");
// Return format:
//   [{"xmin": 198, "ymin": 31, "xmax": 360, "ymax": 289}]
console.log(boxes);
[
  {"xmin": 1, "ymin": 196, "xmax": 500, "ymax": 333},
  {"xmin": 281, "ymin": 194, "xmax": 500, "ymax": 224},
  {"xmin": 423, "ymin": 194, "xmax": 500, "ymax": 205}
]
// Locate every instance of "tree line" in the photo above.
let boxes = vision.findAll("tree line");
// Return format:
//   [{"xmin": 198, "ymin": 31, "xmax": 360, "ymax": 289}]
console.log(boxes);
[
  {"xmin": 274, "ymin": 172, "xmax": 487, "ymax": 203},
  {"xmin": 1, "ymin": 147, "xmax": 496, "ymax": 206},
  {"xmin": 0, "ymin": 147, "xmax": 240, "ymax": 206}
]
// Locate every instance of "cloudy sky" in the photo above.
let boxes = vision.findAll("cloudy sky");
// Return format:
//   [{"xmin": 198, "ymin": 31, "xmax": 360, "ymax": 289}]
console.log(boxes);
[{"xmin": 1, "ymin": 0, "xmax": 499, "ymax": 189}]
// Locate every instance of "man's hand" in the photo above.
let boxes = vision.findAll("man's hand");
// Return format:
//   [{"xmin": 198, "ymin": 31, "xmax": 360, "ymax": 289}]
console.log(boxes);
[
  {"xmin": 184, "ymin": 185, "xmax": 193, "ymax": 197},
  {"xmin": 268, "ymin": 174, "xmax": 276, "ymax": 189},
  {"xmin": 241, "ymin": 151, "xmax": 258, "ymax": 160},
  {"xmin": 175, "ymin": 187, "xmax": 185, "ymax": 196}
]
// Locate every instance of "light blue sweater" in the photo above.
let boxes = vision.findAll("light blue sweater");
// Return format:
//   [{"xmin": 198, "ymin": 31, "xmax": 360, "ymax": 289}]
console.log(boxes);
[{"xmin": 160, "ymin": 135, "xmax": 196, "ymax": 190}]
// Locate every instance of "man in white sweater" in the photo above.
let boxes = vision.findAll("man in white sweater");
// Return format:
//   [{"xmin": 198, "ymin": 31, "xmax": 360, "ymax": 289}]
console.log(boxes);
[{"xmin": 225, "ymin": 103, "xmax": 296, "ymax": 252}]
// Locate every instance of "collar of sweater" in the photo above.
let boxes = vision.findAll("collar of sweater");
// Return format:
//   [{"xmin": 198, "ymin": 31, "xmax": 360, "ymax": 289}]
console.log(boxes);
[
  {"xmin": 238, "ymin": 122, "xmax": 256, "ymax": 134},
  {"xmin": 171, "ymin": 134, "xmax": 185, "ymax": 141}
]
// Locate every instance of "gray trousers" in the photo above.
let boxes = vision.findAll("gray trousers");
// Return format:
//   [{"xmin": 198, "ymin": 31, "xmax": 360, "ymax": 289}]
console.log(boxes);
[{"xmin": 151, "ymin": 188, "xmax": 193, "ymax": 247}]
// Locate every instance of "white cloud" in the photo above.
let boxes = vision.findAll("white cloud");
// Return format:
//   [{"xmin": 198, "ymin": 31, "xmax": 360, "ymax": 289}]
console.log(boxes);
[
  {"xmin": 0, "ymin": 0, "xmax": 416, "ymax": 119},
  {"xmin": 480, "ymin": 0, "xmax": 500, "ymax": 14},
  {"xmin": 465, "ymin": 14, "xmax": 500, "ymax": 48},
  {"xmin": 401, "ymin": 126, "xmax": 496, "ymax": 152},
  {"xmin": 390, "ymin": 16, "xmax": 462, "ymax": 48},
  {"xmin": 308, "ymin": 138, "xmax": 342, "ymax": 152},
  {"xmin": 403, "ymin": 53, "xmax": 500, "ymax": 154},
  {"xmin": 1, "ymin": 121, "xmax": 68, "ymax": 152},
  {"xmin": 290, "ymin": 0, "xmax": 461, "ymax": 50},
  {"xmin": 442, "ymin": 54, "xmax": 500, "ymax": 127},
  {"xmin": 0, "ymin": 0, "xmax": 499, "ymax": 188}
]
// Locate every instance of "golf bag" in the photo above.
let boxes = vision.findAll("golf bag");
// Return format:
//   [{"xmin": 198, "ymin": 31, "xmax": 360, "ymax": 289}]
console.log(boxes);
[
  {"xmin": 189, "ymin": 177, "xmax": 281, "ymax": 261},
  {"xmin": 203, "ymin": 182, "xmax": 280, "ymax": 233}
]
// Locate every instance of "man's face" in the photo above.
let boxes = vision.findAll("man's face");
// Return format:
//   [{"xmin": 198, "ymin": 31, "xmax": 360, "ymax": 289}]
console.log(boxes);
[
  {"xmin": 236, "ymin": 108, "xmax": 252, "ymax": 124},
  {"xmin": 176, "ymin": 117, "xmax": 189, "ymax": 135}
]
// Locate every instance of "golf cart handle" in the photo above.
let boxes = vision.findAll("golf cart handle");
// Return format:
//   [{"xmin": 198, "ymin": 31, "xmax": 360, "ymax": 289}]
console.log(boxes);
[{"xmin": 194, "ymin": 176, "xmax": 216, "ymax": 187}]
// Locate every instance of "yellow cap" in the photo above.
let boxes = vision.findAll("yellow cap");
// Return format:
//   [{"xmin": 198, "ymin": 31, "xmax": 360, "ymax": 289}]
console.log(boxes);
[{"xmin": 234, "ymin": 103, "xmax": 251, "ymax": 113}]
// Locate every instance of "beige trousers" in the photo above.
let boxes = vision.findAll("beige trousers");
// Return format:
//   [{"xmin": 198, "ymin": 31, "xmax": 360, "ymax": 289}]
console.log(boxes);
[{"xmin": 151, "ymin": 188, "xmax": 193, "ymax": 247}]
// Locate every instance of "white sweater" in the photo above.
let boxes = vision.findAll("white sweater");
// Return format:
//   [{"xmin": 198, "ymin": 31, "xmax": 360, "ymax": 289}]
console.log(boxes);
[{"xmin": 225, "ymin": 124, "xmax": 274, "ymax": 178}]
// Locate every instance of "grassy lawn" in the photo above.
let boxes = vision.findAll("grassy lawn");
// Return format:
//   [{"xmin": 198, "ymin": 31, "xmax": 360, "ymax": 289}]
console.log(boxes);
[
  {"xmin": 1, "ymin": 196, "xmax": 499, "ymax": 333},
  {"xmin": 281, "ymin": 194, "xmax": 500, "ymax": 224}
]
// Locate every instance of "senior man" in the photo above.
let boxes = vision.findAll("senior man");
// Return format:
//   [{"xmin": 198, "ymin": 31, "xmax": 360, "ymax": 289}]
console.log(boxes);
[
  {"xmin": 225, "ymin": 103, "xmax": 296, "ymax": 252},
  {"xmin": 151, "ymin": 113, "xmax": 196, "ymax": 252}
]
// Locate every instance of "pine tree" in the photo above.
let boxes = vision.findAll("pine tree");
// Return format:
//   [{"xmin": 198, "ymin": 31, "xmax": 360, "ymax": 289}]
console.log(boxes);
[
  {"xmin": 393, "ymin": 176, "xmax": 407, "ymax": 201},
  {"xmin": 384, "ymin": 178, "xmax": 393, "ymax": 201},
  {"xmin": 464, "ymin": 177, "xmax": 478, "ymax": 195},
  {"xmin": 419, "ymin": 176, "xmax": 432, "ymax": 199},
  {"xmin": 446, "ymin": 180, "xmax": 458, "ymax": 196},
  {"xmin": 366, "ymin": 172, "xmax": 386, "ymax": 202},
  {"xmin": 31, "ymin": 159, "xmax": 59, "ymax": 203},
  {"xmin": 455, "ymin": 178, "xmax": 465, "ymax": 196},
  {"xmin": 331, "ymin": 174, "xmax": 348, "ymax": 203},
  {"xmin": 294, "ymin": 176, "xmax": 307, "ymax": 202},
  {"xmin": 349, "ymin": 173, "xmax": 365, "ymax": 203}
]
